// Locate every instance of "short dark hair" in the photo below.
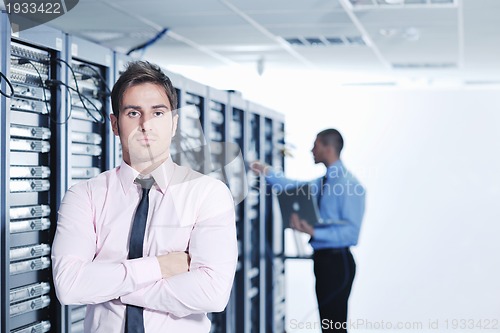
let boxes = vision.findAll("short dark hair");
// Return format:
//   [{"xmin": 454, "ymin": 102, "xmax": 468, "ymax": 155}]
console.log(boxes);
[
  {"xmin": 111, "ymin": 61, "xmax": 178, "ymax": 117},
  {"xmin": 317, "ymin": 128, "xmax": 344, "ymax": 156}
]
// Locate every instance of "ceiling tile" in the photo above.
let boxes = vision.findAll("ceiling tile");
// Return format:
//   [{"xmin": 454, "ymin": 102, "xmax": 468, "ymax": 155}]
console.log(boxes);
[
  {"xmin": 226, "ymin": 0, "xmax": 343, "ymax": 12},
  {"xmin": 49, "ymin": 1, "xmax": 154, "ymax": 32},
  {"xmin": 38, "ymin": 0, "xmax": 500, "ymax": 83}
]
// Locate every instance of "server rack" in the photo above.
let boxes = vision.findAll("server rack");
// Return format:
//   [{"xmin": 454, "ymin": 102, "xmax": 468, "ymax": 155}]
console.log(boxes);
[
  {"xmin": 177, "ymin": 77, "xmax": 208, "ymax": 173},
  {"xmin": 241, "ymin": 105, "xmax": 262, "ymax": 333},
  {"xmin": 111, "ymin": 52, "xmax": 129, "ymax": 166},
  {"xmin": 205, "ymin": 87, "xmax": 228, "ymax": 184},
  {"xmin": 206, "ymin": 87, "xmax": 232, "ymax": 333},
  {"xmin": 229, "ymin": 91, "xmax": 247, "ymax": 333},
  {"xmin": 67, "ymin": 36, "xmax": 113, "ymax": 181},
  {"xmin": 160, "ymin": 68, "xmax": 188, "ymax": 169},
  {"xmin": 264, "ymin": 114, "xmax": 286, "ymax": 333},
  {"xmin": 62, "ymin": 35, "xmax": 113, "ymax": 333},
  {"xmin": 1, "ymin": 16, "xmax": 66, "ymax": 333},
  {"xmin": 1, "ymin": 12, "xmax": 9, "ymax": 333},
  {"xmin": 1, "ymin": 17, "xmax": 287, "ymax": 333}
]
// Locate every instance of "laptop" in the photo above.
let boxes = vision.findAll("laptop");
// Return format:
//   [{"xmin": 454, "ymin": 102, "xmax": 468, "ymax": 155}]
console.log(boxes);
[{"xmin": 276, "ymin": 184, "xmax": 331, "ymax": 228}]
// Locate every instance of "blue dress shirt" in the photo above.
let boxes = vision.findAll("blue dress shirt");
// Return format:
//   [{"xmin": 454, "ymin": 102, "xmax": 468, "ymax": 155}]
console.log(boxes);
[{"xmin": 265, "ymin": 160, "xmax": 365, "ymax": 250}]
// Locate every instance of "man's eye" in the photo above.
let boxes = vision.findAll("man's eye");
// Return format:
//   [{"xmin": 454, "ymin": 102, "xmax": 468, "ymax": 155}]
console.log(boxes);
[
  {"xmin": 128, "ymin": 111, "xmax": 140, "ymax": 117},
  {"xmin": 154, "ymin": 111, "xmax": 164, "ymax": 117}
]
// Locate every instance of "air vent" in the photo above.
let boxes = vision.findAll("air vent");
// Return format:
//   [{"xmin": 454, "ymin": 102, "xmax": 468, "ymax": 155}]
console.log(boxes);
[
  {"xmin": 305, "ymin": 38, "xmax": 325, "ymax": 46},
  {"xmin": 392, "ymin": 62, "xmax": 457, "ymax": 69},
  {"xmin": 346, "ymin": 36, "xmax": 365, "ymax": 45},
  {"xmin": 284, "ymin": 36, "xmax": 366, "ymax": 47},
  {"xmin": 285, "ymin": 38, "xmax": 305, "ymax": 46},
  {"xmin": 326, "ymin": 37, "xmax": 344, "ymax": 45}
]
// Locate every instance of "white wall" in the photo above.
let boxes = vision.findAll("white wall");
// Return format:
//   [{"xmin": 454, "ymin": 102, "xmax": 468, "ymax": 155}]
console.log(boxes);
[
  {"xmin": 327, "ymin": 87, "xmax": 500, "ymax": 331},
  {"xmin": 283, "ymin": 85, "xmax": 500, "ymax": 333},
  {"xmin": 165, "ymin": 66, "xmax": 500, "ymax": 332},
  {"xmin": 280, "ymin": 85, "xmax": 500, "ymax": 333}
]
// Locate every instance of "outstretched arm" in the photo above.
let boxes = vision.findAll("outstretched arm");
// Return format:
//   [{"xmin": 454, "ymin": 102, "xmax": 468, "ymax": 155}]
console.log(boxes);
[{"xmin": 251, "ymin": 161, "xmax": 309, "ymax": 190}]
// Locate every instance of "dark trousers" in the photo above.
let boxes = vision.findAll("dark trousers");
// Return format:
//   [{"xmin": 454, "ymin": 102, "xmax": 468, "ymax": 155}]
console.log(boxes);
[{"xmin": 313, "ymin": 248, "xmax": 356, "ymax": 333}]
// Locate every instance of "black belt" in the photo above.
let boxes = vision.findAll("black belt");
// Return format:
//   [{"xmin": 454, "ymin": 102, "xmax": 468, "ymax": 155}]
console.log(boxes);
[{"xmin": 314, "ymin": 247, "xmax": 349, "ymax": 256}]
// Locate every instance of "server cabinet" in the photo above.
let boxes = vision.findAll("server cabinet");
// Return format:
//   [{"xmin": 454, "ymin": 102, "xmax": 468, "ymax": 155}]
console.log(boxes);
[
  {"xmin": 1, "ymin": 12, "xmax": 9, "ymax": 333},
  {"xmin": 206, "ymin": 87, "xmax": 232, "ymax": 333},
  {"xmin": 1, "ymin": 18, "xmax": 66, "ymax": 333},
  {"xmin": 240, "ymin": 105, "xmax": 262, "ymax": 333},
  {"xmin": 229, "ymin": 91, "xmax": 247, "ymax": 333},
  {"xmin": 174, "ymin": 77, "xmax": 208, "ymax": 173},
  {"xmin": 205, "ymin": 87, "xmax": 228, "ymax": 184},
  {"xmin": 67, "ymin": 36, "xmax": 113, "ymax": 182},
  {"xmin": 62, "ymin": 35, "xmax": 114, "ymax": 333},
  {"xmin": 159, "ymin": 68, "xmax": 189, "ymax": 168},
  {"xmin": 111, "ymin": 52, "xmax": 129, "ymax": 166},
  {"xmin": 1, "ymin": 18, "xmax": 287, "ymax": 333},
  {"xmin": 264, "ymin": 115, "xmax": 286, "ymax": 333}
]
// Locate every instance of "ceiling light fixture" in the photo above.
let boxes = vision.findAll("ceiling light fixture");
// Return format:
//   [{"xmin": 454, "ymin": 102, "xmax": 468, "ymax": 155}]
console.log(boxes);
[
  {"xmin": 402, "ymin": 27, "xmax": 420, "ymax": 41},
  {"xmin": 379, "ymin": 28, "xmax": 398, "ymax": 37}
]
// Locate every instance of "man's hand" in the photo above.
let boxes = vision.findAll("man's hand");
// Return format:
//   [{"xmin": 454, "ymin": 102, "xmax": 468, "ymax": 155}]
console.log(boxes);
[
  {"xmin": 156, "ymin": 252, "xmax": 191, "ymax": 279},
  {"xmin": 290, "ymin": 213, "xmax": 315, "ymax": 236},
  {"xmin": 250, "ymin": 161, "xmax": 271, "ymax": 175}
]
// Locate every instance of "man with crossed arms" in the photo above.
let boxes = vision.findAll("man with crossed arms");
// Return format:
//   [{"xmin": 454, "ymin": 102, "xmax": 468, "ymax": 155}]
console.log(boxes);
[{"xmin": 52, "ymin": 61, "xmax": 237, "ymax": 332}]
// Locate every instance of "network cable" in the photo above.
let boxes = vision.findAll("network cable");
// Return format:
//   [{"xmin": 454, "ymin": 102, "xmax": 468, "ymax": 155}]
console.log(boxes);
[
  {"xmin": 45, "ymin": 79, "xmax": 103, "ymax": 123},
  {"xmin": 54, "ymin": 58, "xmax": 105, "ymax": 123},
  {"xmin": 77, "ymin": 63, "xmax": 112, "ymax": 97},
  {"xmin": 9, "ymin": 57, "xmax": 72, "ymax": 124},
  {"xmin": 126, "ymin": 28, "xmax": 168, "ymax": 56},
  {"xmin": 0, "ymin": 71, "xmax": 14, "ymax": 98}
]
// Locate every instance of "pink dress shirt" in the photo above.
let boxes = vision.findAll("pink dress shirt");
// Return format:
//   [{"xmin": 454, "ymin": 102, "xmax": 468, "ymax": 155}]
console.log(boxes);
[{"xmin": 51, "ymin": 158, "xmax": 237, "ymax": 332}]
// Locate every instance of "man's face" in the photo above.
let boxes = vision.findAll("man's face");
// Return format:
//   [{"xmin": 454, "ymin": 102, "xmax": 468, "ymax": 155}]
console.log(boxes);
[
  {"xmin": 110, "ymin": 82, "xmax": 178, "ymax": 169},
  {"xmin": 311, "ymin": 137, "xmax": 326, "ymax": 164}
]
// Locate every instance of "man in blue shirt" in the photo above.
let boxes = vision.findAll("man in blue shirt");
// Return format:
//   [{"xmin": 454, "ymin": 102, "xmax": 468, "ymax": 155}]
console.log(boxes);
[{"xmin": 251, "ymin": 128, "xmax": 365, "ymax": 332}]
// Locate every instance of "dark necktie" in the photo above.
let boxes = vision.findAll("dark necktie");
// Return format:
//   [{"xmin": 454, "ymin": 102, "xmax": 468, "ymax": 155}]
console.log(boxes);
[
  {"xmin": 317, "ymin": 174, "xmax": 327, "ymax": 209},
  {"xmin": 126, "ymin": 177, "xmax": 155, "ymax": 333}
]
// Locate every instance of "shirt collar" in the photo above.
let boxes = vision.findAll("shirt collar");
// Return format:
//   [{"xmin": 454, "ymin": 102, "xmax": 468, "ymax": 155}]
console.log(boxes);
[
  {"xmin": 149, "ymin": 158, "xmax": 174, "ymax": 193},
  {"xmin": 118, "ymin": 158, "xmax": 175, "ymax": 195},
  {"xmin": 325, "ymin": 159, "xmax": 344, "ymax": 179}
]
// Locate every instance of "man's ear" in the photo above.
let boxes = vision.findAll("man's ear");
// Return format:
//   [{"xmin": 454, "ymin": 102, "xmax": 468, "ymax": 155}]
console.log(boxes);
[{"xmin": 110, "ymin": 114, "xmax": 119, "ymax": 136}]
